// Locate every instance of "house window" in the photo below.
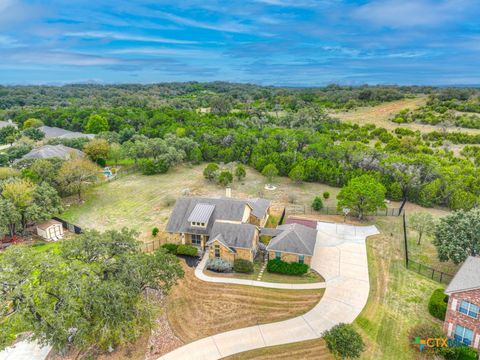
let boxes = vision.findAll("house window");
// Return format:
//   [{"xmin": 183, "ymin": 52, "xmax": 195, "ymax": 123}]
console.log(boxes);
[
  {"xmin": 191, "ymin": 234, "xmax": 202, "ymax": 246},
  {"xmin": 298, "ymin": 255, "xmax": 304, "ymax": 264},
  {"xmin": 214, "ymin": 245, "xmax": 220, "ymax": 258},
  {"xmin": 459, "ymin": 301, "xmax": 479, "ymax": 318},
  {"xmin": 275, "ymin": 251, "xmax": 281, "ymax": 260},
  {"xmin": 454, "ymin": 325, "xmax": 474, "ymax": 346}
]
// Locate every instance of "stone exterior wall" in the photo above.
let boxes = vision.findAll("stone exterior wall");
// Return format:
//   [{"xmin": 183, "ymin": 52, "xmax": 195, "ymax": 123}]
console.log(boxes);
[
  {"xmin": 444, "ymin": 288, "xmax": 480, "ymax": 349},
  {"xmin": 235, "ymin": 247, "xmax": 254, "ymax": 262},
  {"xmin": 183, "ymin": 233, "xmax": 207, "ymax": 250},
  {"xmin": 208, "ymin": 239, "xmax": 235, "ymax": 263},
  {"xmin": 268, "ymin": 250, "xmax": 312, "ymax": 266}
]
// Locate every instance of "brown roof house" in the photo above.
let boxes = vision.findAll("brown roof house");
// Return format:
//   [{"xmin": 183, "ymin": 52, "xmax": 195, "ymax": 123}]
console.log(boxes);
[
  {"xmin": 444, "ymin": 256, "xmax": 480, "ymax": 349},
  {"xmin": 165, "ymin": 196, "xmax": 271, "ymax": 263}
]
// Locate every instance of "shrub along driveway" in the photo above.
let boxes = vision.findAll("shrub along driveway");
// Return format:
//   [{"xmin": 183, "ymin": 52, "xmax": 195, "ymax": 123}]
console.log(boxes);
[{"xmin": 158, "ymin": 221, "xmax": 379, "ymax": 360}]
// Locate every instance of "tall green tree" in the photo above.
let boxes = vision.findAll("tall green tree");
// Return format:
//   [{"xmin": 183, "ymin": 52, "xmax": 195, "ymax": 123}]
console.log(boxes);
[
  {"xmin": 408, "ymin": 212, "xmax": 435, "ymax": 245},
  {"xmin": 85, "ymin": 114, "xmax": 109, "ymax": 134},
  {"xmin": 234, "ymin": 164, "xmax": 246, "ymax": 181},
  {"xmin": 289, "ymin": 164, "xmax": 305, "ymax": 184},
  {"xmin": 337, "ymin": 175, "xmax": 386, "ymax": 219},
  {"xmin": 262, "ymin": 163, "xmax": 278, "ymax": 185},
  {"xmin": 323, "ymin": 323, "xmax": 365, "ymax": 359},
  {"xmin": 433, "ymin": 208, "xmax": 480, "ymax": 264},
  {"xmin": 0, "ymin": 228, "xmax": 184, "ymax": 354},
  {"xmin": 58, "ymin": 158, "xmax": 100, "ymax": 201}
]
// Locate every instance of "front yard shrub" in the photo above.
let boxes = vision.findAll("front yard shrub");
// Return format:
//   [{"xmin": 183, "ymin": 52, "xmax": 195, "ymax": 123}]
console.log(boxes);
[
  {"xmin": 428, "ymin": 288, "xmax": 448, "ymax": 321},
  {"xmin": 322, "ymin": 323, "xmax": 365, "ymax": 359},
  {"xmin": 207, "ymin": 258, "xmax": 233, "ymax": 272},
  {"xmin": 152, "ymin": 227, "xmax": 159, "ymax": 237},
  {"xmin": 323, "ymin": 191, "xmax": 330, "ymax": 199},
  {"xmin": 408, "ymin": 323, "xmax": 444, "ymax": 356},
  {"xmin": 161, "ymin": 243, "xmax": 179, "ymax": 254},
  {"xmin": 176, "ymin": 244, "xmax": 198, "ymax": 257},
  {"xmin": 267, "ymin": 258, "xmax": 308, "ymax": 275},
  {"xmin": 439, "ymin": 345, "xmax": 478, "ymax": 360},
  {"xmin": 312, "ymin": 196, "xmax": 324, "ymax": 211},
  {"xmin": 234, "ymin": 259, "xmax": 254, "ymax": 273}
]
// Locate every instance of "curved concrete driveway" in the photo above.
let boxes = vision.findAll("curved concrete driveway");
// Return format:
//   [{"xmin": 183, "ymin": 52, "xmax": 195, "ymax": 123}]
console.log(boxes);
[
  {"xmin": 158, "ymin": 221, "xmax": 379, "ymax": 360},
  {"xmin": 195, "ymin": 253, "xmax": 326, "ymax": 290}
]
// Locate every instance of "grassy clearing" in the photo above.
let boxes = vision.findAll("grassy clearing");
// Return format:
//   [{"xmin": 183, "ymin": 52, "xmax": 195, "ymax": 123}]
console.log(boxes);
[
  {"xmin": 60, "ymin": 164, "xmax": 340, "ymax": 241},
  {"xmin": 223, "ymin": 338, "xmax": 333, "ymax": 360},
  {"xmin": 333, "ymin": 97, "xmax": 480, "ymax": 135},
  {"xmin": 355, "ymin": 216, "xmax": 444, "ymax": 360},
  {"xmin": 167, "ymin": 261, "xmax": 324, "ymax": 343}
]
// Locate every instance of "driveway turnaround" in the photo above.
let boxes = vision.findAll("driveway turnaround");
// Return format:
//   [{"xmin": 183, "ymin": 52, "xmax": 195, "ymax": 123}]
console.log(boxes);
[
  {"xmin": 158, "ymin": 221, "xmax": 379, "ymax": 360},
  {"xmin": 195, "ymin": 254, "xmax": 326, "ymax": 290}
]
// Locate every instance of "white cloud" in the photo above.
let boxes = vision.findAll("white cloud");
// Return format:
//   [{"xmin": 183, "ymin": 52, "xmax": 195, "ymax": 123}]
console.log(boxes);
[
  {"xmin": 353, "ymin": 0, "xmax": 476, "ymax": 28},
  {"xmin": 65, "ymin": 31, "xmax": 198, "ymax": 45}
]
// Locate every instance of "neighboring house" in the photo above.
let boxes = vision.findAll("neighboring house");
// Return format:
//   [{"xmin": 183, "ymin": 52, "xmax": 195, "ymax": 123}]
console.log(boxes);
[
  {"xmin": 266, "ymin": 223, "xmax": 317, "ymax": 266},
  {"xmin": 165, "ymin": 196, "xmax": 270, "ymax": 262},
  {"xmin": 18, "ymin": 144, "xmax": 84, "ymax": 162},
  {"xmin": 0, "ymin": 120, "xmax": 18, "ymax": 129},
  {"xmin": 444, "ymin": 256, "xmax": 480, "ymax": 349},
  {"xmin": 37, "ymin": 220, "xmax": 64, "ymax": 241},
  {"xmin": 39, "ymin": 125, "xmax": 95, "ymax": 140}
]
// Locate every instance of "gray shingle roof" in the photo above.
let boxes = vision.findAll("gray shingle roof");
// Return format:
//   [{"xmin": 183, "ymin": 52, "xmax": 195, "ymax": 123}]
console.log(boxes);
[
  {"xmin": 0, "ymin": 120, "xmax": 17, "ymax": 129},
  {"xmin": 20, "ymin": 145, "xmax": 84, "ymax": 161},
  {"xmin": 445, "ymin": 256, "xmax": 480, "ymax": 294},
  {"xmin": 39, "ymin": 126, "xmax": 95, "ymax": 139},
  {"xmin": 187, "ymin": 203, "xmax": 215, "ymax": 223},
  {"xmin": 165, "ymin": 197, "xmax": 249, "ymax": 235},
  {"xmin": 248, "ymin": 198, "xmax": 271, "ymax": 219},
  {"xmin": 260, "ymin": 227, "xmax": 284, "ymax": 237},
  {"xmin": 267, "ymin": 223, "xmax": 317, "ymax": 256},
  {"xmin": 207, "ymin": 221, "xmax": 257, "ymax": 249}
]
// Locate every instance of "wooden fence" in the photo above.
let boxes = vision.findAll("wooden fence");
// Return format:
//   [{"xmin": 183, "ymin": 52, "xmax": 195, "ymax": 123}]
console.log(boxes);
[{"xmin": 141, "ymin": 238, "xmax": 163, "ymax": 253}]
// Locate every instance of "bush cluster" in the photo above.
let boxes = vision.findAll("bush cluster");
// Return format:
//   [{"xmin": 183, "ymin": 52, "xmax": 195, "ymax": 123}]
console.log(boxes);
[
  {"xmin": 176, "ymin": 244, "xmax": 198, "ymax": 257},
  {"xmin": 428, "ymin": 288, "xmax": 449, "ymax": 321},
  {"xmin": 267, "ymin": 258, "xmax": 308, "ymax": 275},
  {"xmin": 439, "ymin": 345, "xmax": 478, "ymax": 360},
  {"xmin": 233, "ymin": 259, "xmax": 254, "ymax": 273},
  {"xmin": 207, "ymin": 258, "xmax": 233, "ymax": 272},
  {"xmin": 161, "ymin": 243, "xmax": 179, "ymax": 254}
]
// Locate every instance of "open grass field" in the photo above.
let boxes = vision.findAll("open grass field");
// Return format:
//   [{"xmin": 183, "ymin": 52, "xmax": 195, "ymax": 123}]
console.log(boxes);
[
  {"xmin": 60, "ymin": 164, "xmax": 341, "ymax": 241},
  {"xmin": 332, "ymin": 97, "xmax": 480, "ymax": 135},
  {"xmin": 224, "ymin": 338, "xmax": 333, "ymax": 360},
  {"xmin": 166, "ymin": 262, "xmax": 324, "ymax": 344}
]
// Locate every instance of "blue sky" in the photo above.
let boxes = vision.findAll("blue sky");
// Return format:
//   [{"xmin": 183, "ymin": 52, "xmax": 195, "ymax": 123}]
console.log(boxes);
[{"xmin": 0, "ymin": 0, "xmax": 479, "ymax": 86}]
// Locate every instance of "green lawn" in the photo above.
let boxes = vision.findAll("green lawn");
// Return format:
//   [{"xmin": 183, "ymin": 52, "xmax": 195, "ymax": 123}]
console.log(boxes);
[{"xmin": 355, "ymin": 216, "xmax": 444, "ymax": 359}]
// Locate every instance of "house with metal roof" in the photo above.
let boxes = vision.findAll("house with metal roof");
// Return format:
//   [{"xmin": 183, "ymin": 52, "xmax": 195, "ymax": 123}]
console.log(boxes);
[
  {"xmin": 443, "ymin": 256, "xmax": 480, "ymax": 349},
  {"xmin": 165, "ymin": 196, "xmax": 270, "ymax": 262}
]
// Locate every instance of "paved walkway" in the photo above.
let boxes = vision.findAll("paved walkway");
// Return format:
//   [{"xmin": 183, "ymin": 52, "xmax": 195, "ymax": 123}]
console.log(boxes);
[{"xmin": 158, "ymin": 221, "xmax": 379, "ymax": 360}]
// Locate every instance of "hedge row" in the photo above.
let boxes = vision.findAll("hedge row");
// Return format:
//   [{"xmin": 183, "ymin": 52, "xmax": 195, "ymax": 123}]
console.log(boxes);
[
  {"xmin": 267, "ymin": 258, "xmax": 308, "ymax": 276},
  {"xmin": 161, "ymin": 243, "xmax": 198, "ymax": 257},
  {"xmin": 234, "ymin": 259, "xmax": 254, "ymax": 273},
  {"xmin": 428, "ymin": 288, "xmax": 448, "ymax": 321}
]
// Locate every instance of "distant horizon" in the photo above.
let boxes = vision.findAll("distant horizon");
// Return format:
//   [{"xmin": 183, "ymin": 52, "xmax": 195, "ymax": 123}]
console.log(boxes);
[
  {"xmin": 1, "ymin": 81, "xmax": 480, "ymax": 89},
  {"xmin": 1, "ymin": 0, "xmax": 480, "ymax": 86}
]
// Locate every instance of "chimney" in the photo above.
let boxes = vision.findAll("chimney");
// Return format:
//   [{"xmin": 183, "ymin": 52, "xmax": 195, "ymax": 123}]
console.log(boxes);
[{"xmin": 225, "ymin": 187, "xmax": 232, "ymax": 198}]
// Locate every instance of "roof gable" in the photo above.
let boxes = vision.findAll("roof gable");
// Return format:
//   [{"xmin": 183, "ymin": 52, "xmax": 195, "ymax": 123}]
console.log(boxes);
[
  {"xmin": 445, "ymin": 256, "xmax": 480, "ymax": 294},
  {"xmin": 267, "ymin": 223, "xmax": 317, "ymax": 256},
  {"xmin": 209, "ymin": 221, "xmax": 257, "ymax": 249}
]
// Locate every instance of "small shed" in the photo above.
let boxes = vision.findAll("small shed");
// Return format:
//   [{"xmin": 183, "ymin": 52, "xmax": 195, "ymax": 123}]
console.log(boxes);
[{"xmin": 37, "ymin": 220, "xmax": 64, "ymax": 241}]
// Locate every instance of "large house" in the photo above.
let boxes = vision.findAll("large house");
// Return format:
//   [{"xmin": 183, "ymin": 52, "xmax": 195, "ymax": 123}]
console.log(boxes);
[
  {"xmin": 444, "ymin": 256, "xmax": 480, "ymax": 349},
  {"xmin": 38, "ymin": 126, "xmax": 95, "ymax": 140},
  {"xmin": 165, "ymin": 196, "xmax": 319, "ymax": 266},
  {"xmin": 165, "ymin": 196, "xmax": 270, "ymax": 262},
  {"xmin": 18, "ymin": 144, "xmax": 84, "ymax": 162}
]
